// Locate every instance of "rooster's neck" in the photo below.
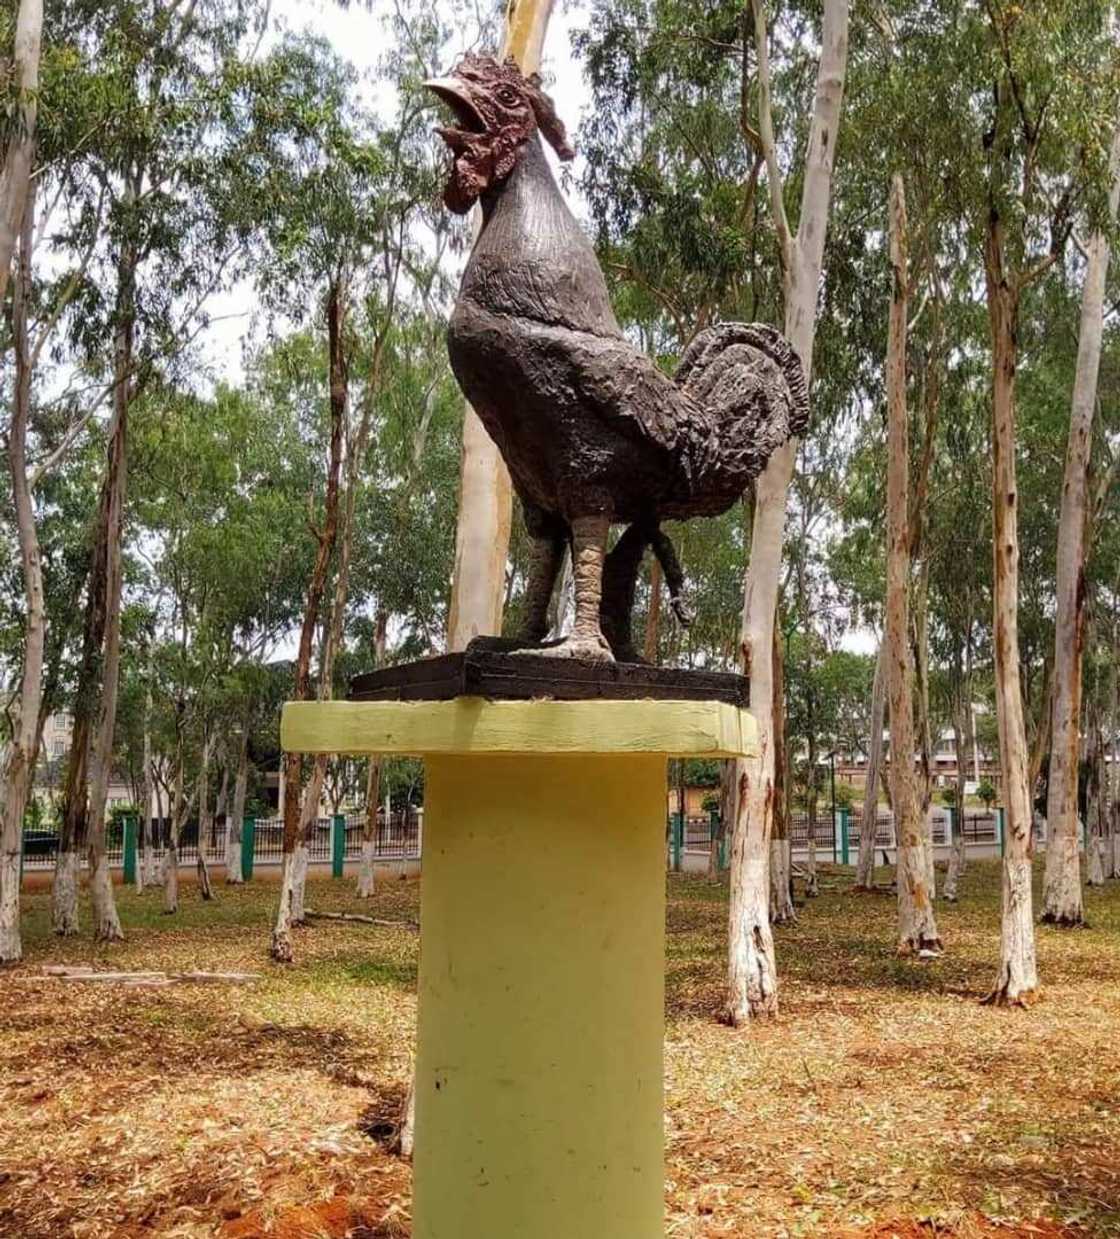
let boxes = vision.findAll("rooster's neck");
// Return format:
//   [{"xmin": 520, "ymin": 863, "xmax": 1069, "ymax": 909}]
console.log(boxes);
[{"xmin": 462, "ymin": 136, "xmax": 619, "ymax": 339}]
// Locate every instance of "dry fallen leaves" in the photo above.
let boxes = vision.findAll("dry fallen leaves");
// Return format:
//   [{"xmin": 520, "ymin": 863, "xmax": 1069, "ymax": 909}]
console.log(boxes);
[{"xmin": 1, "ymin": 861, "xmax": 1118, "ymax": 1236}]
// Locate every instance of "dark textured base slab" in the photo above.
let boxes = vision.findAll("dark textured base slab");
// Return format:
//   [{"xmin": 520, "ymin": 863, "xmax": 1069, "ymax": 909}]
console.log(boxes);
[{"xmin": 348, "ymin": 647, "xmax": 749, "ymax": 706}]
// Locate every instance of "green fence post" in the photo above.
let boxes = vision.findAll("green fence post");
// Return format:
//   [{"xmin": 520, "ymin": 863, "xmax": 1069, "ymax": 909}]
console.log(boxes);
[
  {"xmin": 19, "ymin": 826, "xmax": 25, "ymax": 888},
  {"xmin": 998, "ymin": 807, "xmax": 1006, "ymax": 858},
  {"xmin": 122, "ymin": 815, "xmax": 138, "ymax": 885},
  {"xmin": 840, "ymin": 808, "xmax": 850, "ymax": 866},
  {"xmin": 241, "ymin": 816, "xmax": 256, "ymax": 882},
  {"xmin": 332, "ymin": 813, "xmax": 346, "ymax": 878},
  {"xmin": 670, "ymin": 812, "xmax": 683, "ymax": 872}
]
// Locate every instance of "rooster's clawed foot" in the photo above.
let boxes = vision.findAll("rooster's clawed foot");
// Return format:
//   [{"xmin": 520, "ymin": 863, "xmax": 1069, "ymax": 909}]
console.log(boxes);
[{"xmin": 514, "ymin": 633, "xmax": 613, "ymax": 663}]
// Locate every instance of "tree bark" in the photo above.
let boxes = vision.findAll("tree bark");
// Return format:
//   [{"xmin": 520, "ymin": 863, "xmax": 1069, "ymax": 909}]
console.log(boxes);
[
  {"xmin": 981, "ymin": 212, "xmax": 1038, "ymax": 1006},
  {"xmin": 1042, "ymin": 121, "xmax": 1120, "ymax": 924},
  {"xmin": 768, "ymin": 629, "xmax": 796, "ymax": 923},
  {"xmin": 943, "ymin": 679, "xmax": 971, "ymax": 903},
  {"xmin": 727, "ymin": 0, "xmax": 849, "ymax": 1024},
  {"xmin": 226, "ymin": 726, "xmax": 249, "ymax": 884},
  {"xmin": 0, "ymin": 0, "xmax": 43, "ymax": 307},
  {"xmin": 164, "ymin": 733, "xmax": 185, "ymax": 916},
  {"xmin": 1107, "ymin": 620, "xmax": 1120, "ymax": 880},
  {"xmin": 137, "ymin": 640, "xmax": 156, "ymax": 893},
  {"xmin": 855, "ymin": 645, "xmax": 887, "ymax": 888},
  {"xmin": 52, "ymin": 232, "xmax": 137, "ymax": 937},
  {"xmin": 446, "ymin": 0, "xmax": 556, "ymax": 650},
  {"xmin": 272, "ymin": 278, "xmax": 347, "ymax": 963},
  {"xmin": 358, "ymin": 612, "xmax": 388, "ymax": 899},
  {"xmin": 0, "ymin": 194, "xmax": 42, "ymax": 963},
  {"xmin": 886, "ymin": 176, "xmax": 941, "ymax": 956},
  {"xmin": 85, "ymin": 228, "xmax": 135, "ymax": 945}
]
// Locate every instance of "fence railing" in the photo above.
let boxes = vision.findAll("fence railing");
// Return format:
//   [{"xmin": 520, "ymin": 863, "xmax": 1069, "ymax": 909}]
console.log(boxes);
[
  {"xmin": 20, "ymin": 808, "xmax": 423, "ymax": 877},
  {"xmin": 669, "ymin": 805, "xmax": 1013, "ymax": 873}
]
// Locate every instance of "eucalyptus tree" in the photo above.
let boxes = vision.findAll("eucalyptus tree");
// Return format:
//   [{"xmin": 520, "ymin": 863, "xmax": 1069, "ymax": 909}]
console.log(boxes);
[
  {"xmin": 29, "ymin": 0, "xmax": 276, "ymax": 938},
  {"xmin": 972, "ymin": 5, "xmax": 1115, "ymax": 999},
  {"xmin": 233, "ymin": 31, "xmax": 448, "ymax": 960},
  {"xmin": 0, "ymin": 0, "xmax": 42, "ymax": 307},
  {"xmin": 1044, "ymin": 119, "xmax": 1120, "ymax": 925},
  {"xmin": 575, "ymin": 0, "xmax": 850, "ymax": 1019}
]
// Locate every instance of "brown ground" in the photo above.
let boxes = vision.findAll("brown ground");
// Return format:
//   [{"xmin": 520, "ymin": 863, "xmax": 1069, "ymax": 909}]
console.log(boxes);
[{"xmin": 2, "ymin": 861, "xmax": 1118, "ymax": 1237}]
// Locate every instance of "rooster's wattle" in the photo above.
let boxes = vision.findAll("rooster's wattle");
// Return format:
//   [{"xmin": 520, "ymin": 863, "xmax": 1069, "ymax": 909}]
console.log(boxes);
[{"xmin": 426, "ymin": 54, "xmax": 808, "ymax": 662}]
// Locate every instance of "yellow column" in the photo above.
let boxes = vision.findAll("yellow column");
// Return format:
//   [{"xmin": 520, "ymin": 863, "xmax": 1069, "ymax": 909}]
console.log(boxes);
[
  {"xmin": 415, "ymin": 752, "xmax": 665, "ymax": 1239},
  {"xmin": 280, "ymin": 697, "xmax": 757, "ymax": 1239}
]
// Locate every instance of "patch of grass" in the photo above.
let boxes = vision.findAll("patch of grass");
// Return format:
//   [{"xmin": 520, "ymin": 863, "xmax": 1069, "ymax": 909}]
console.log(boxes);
[{"xmin": 2, "ymin": 863, "xmax": 1119, "ymax": 1237}]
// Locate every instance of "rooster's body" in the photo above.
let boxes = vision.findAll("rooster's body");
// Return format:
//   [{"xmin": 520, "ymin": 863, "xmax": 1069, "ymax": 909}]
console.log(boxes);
[{"xmin": 427, "ymin": 56, "xmax": 808, "ymax": 661}]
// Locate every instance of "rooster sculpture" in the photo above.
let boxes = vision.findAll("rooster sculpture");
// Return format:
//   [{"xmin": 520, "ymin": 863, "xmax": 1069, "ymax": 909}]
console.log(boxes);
[{"xmin": 425, "ymin": 54, "xmax": 808, "ymax": 662}]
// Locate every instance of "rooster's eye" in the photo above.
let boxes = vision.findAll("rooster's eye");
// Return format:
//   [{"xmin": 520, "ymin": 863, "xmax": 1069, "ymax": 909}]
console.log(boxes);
[{"xmin": 498, "ymin": 86, "xmax": 518, "ymax": 105}]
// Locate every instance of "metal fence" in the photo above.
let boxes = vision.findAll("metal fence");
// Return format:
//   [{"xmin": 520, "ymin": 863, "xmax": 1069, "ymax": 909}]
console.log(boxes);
[{"xmin": 20, "ymin": 808, "xmax": 422, "ymax": 872}]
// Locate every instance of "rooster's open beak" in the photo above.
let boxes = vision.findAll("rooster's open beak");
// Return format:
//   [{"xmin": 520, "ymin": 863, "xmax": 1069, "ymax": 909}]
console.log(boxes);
[{"xmin": 422, "ymin": 77, "xmax": 487, "ymax": 134}]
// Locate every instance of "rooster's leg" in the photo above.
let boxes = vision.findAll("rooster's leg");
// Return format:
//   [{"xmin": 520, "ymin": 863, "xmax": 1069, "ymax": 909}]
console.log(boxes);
[
  {"xmin": 522, "ymin": 535, "xmax": 566, "ymax": 643},
  {"xmin": 523, "ymin": 514, "xmax": 613, "ymax": 662}
]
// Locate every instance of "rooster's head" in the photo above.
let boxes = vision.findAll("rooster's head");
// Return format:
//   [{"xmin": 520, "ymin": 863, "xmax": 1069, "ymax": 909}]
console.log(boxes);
[{"xmin": 424, "ymin": 53, "xmax": 575, "ymax": 215}]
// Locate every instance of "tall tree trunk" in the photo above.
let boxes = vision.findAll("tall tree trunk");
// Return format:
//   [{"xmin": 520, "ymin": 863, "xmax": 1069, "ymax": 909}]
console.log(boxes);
[
  {"xmin": 708, "ymin": 758, "xmax": 734, "ymax": 881},
  {"xmin": 226, "ymin": 725, "xmax": 249, "ymax": 884},
  {"xmin": 137, "ymin": 641, "xmax": 156, "ymax": 893},
  {"xmin": 85, "ymin": 239, "xmax": 135, "ymax": 945},
  {"xmin": 912, "ymin": 562, "xmax": 936, "ymax": 899},
  {"xmin": 1086, "ymin": 712, "xmax": 1106, "ymax": 887},
  {"xmin": 802, "ymin": 723, "xmax": 822, "ymax": 897},
  {"xmin": 981, "ymin": 214, "xmax": 1038, "ymax": 1007},
  {"xmin": 196, "ymin": 726, "xmax": 211, "ymax": 862},
  {"xmin": 769, "ymin": 630, "xmax": 795, "ymax": 924},
  {"xmin": 1042, "ymin": 121, "xmax": 1120, "ymax": 924},
  {"xmin": 727, "ymin": 0, "xmax": 849, "ymax": 1025},
  {"xmin": 0, "ymin": 0, "xmax": 42, "ymax": 306},
  {"xmin": 0, "ymin": 196, "xmax": 42, "ymax": 963},
  {"xmin": 52, "ymin": 265, "xmax": 135, "ymax": 936},
  {"xmin": 886, "ymin": 176, "xmax": 941, "ymax": 956},
  {"xmin": 272, "ymin": 279, "xmax": 347, "ymax": 963},
  {"xmin": 944, "ymin": 647, "xmax": 973, "ymax": 903},
  {"xmin": 164, "ymin": 728, "xmax": 185, "ymax": 915},
  {"xmin": 1108, "ymin": 619, "xmax": 1120, "ymax": 880},
  {"xmin": 446, "ymin": 0, "xmax": 556, "ymax": 650},
  {"xmin": 358, "ymin": 611, "xmax": 388, "ymax": 899},
  {"xmin": 855, "ymin": 645, "xmax": 887, "ymax": 889}
]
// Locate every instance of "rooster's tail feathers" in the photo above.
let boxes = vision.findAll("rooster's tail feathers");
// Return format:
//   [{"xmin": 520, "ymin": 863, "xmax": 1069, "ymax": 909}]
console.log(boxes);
[{"xmin": 675, "ymin": 322, "xmax": 809, "ymax": 448}]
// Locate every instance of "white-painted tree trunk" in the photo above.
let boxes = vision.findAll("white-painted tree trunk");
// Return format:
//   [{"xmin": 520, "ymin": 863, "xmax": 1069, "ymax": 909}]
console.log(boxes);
[
  {"xmin": 728, "ymin": 0, "xmax": 849, "ymax": 1023},
  {"xmin": 289, "ymin": 758, "xmax": 327, "ymax": 927},
  {"xmin": 226, "ymin": 730, "xmax": 249, "ymax": 884},
  {"xmin": 272, "ymin": 851, "xmax": 297, "ymax": 963},
  {"xmin": 981, "ymin": 207, "xmax": 1039, "ymax": 1006},
  {"xmin": 1042, "ymin": 121, "xmax": 1120, "ymax": 924},
  {"xmin": 164, "ymin": 843, "xmax": 179, "ymax": 915},
  {"xmin": 943, "ymin": 832, "xmax": 965, "ymax": 902},
  {"xmin": 52, "ymin": 852, "xmax": 81, "ymax": 936},
  {"xmin": 0, "ymin": 851, "xmax": 20, "ymax": 963},
  {"xmin": 290, "ymin": 845, "xmax": 309, "ymax": 923},
  {"xmin": 0, "ymin": 193, "xmax": 43, "ymax": 964},
  {"xmin": 886, "ymin": 177, "xmax": 941, "ymax": 957},
  {"xmin": 855, "ymin": 646, "xmax": 887, "ymax": 888}
]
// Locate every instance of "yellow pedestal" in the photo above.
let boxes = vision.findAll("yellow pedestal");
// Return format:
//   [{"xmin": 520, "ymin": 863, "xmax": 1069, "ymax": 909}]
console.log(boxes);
[{"xmin": 281, "ymin": 697, "xmax": 756, "ymax": 1239}]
